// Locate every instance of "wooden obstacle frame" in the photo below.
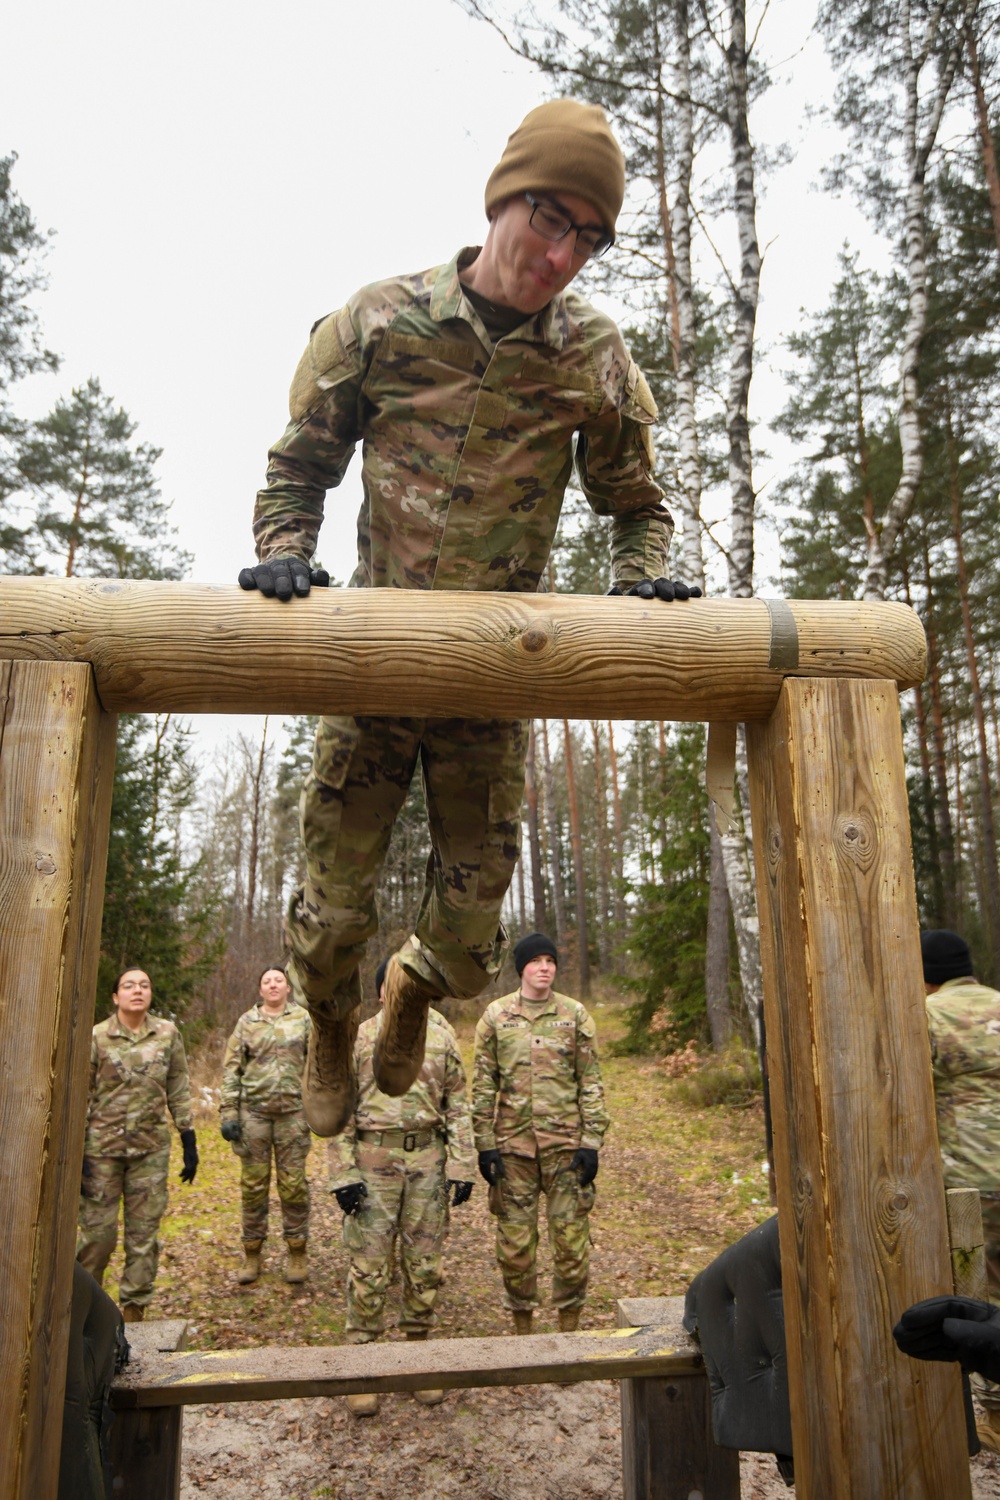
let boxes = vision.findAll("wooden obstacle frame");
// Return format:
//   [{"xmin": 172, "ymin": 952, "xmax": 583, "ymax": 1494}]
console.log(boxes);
[{"xmin": 0, "ymin": 579, "xmax": 975, "ymax": 1499}]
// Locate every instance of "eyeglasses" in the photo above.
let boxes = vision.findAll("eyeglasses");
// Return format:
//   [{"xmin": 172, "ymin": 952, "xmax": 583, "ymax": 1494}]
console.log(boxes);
[{"xmin": 524, "ymin": 193, "xmax": 614, "ymax": 260}]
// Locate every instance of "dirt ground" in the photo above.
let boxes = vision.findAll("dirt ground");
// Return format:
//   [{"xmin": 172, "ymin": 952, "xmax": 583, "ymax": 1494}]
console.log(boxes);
[{"xmin": 179, "ymin": 1379, "xmax": 1000, "ymax": 1499}]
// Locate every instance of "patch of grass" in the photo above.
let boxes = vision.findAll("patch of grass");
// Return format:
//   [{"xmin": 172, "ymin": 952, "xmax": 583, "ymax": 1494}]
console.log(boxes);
[{"xmin": 671, "ymin": 1042, "xmax": 762, "ymax": 1109}]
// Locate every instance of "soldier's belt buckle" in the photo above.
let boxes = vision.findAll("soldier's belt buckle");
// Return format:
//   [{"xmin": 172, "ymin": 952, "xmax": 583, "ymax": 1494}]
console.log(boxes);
[{"xmin": 404, "ymin": 1133, "xmax": 417, "ymax": 1152}]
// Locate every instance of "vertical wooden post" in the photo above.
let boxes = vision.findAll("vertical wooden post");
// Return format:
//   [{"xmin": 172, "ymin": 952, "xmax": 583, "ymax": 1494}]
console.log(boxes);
[
  {"xmin": 746, "ymin": 678, "xmax": 971, "ymax": 1499},
  {"xmin": 616, "ymin": 1297, "xmax": 739, "ymax": 1500},
  {"xmin": 0, "ymin": 663, "xmax": 117, "ymax": 1500}
]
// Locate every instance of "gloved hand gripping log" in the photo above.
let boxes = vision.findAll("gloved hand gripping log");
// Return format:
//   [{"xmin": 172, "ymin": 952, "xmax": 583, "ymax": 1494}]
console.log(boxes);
[{"xmin": 241, "ymin": 98, "xmax": 701, "ymax": 1140}]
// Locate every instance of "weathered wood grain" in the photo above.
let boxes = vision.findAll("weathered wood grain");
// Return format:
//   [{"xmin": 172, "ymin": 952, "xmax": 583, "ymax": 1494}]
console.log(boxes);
[
  {"xmin": 947, "ymin": 1187, "xmax": 989, "ymax": 1301},
  {"xmin": 109, "ymin": 1320, "xmax": 187, "ymax": 1500},
  {"xmin": 0, "ymin": 663, "xmax": 117, "ymax": 1500},
  {"xmin": 0, "ymin": 578, "xmax": 926, "ymax": 719},
  {"xmin": 616, "ymin": 1297, "xmax": 739, "ymax": 1500},
  {"xmin": 111, "ymin": 1321, "xmax": 703, "ymax": 1409},
  {"xmin": 747, "ymin": 678, "xmax": 971, "ymax": 1500}
]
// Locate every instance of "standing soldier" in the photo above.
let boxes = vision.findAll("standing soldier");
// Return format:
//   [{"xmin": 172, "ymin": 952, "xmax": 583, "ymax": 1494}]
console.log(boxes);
[
  {"xmin": 472, "ymin": 933, "xmax": 609, "ymax": 1335},
  {"xmin": 328, "ymin": 960, "xmax": 476, "ymax": 1417},
  {"xmin": 77, "ymin": 968, "xmax": 198, "ymax": 1323},
  {"xmin": 239, "ymin": 98, "xmax": 699, "ymax": 1138},
  {"xmin": 921, "ymin": 928, "xmax": 1000, "ymax": 1451},
  {"xmin": 221, "ymin": 966, "xmax": 313, "ymax": 1285}
]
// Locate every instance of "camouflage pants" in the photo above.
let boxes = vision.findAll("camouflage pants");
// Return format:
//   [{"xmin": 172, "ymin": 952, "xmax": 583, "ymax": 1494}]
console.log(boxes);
[
  {"xmin": 235, "ymin": 1107, "xmax": 311, "ymax": 1245},
  {"xmin": 76, "ymin": 1148, "xmax": 170, "ymax": 1307},
  {"xmin": 343, "ymin": 1136, "xmax": 449, "ymax": 1339},
  {"xmin": 975, "ymin": 1193, "xmax": 1000, "ymax": 1411},
  {"xmin": 488, "ymin": 1147, "xmax": 595, "ymax": 1313},
  {"xmin": 287, "ymin": 716, "xmax": 526, "ymax": 1014}
]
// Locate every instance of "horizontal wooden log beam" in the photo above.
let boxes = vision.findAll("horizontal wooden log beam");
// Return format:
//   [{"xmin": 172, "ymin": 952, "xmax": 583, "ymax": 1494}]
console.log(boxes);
[
  {"xmin": 0, "ymin": 579, "xmax": 926, "ymax": 720},
  {"xmin": 111, "ymin": 1320, "xmax": 700, "ymax": 1409}
]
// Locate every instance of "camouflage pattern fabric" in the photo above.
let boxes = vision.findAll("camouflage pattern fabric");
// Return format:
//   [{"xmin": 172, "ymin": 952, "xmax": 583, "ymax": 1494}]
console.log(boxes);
[
  {"xmin": 288, "ymin": 716, "xmax": 526, "ymax": 1010},
  {"xmin": 253, "ymin": 248, "xmax": 672, "ymax": 591},
  {"xmin": 328, "ymin": 1008, "xmax": 475, "ymax": 1339},
  {"xmin": 84, "ymin": 1013, "xmax": 193, "ymax": 1157},
  {"xmin": 926, "ymin": 977, "xmax": 1000, "ymax": 1297},
  {"xmin": 340, "ymin": 1136, "xmax": 450, "ymax": 1339},
  {"xmin": 471, "ymin": 990, "xmax": 609, "ymax": 1157},
  {"xmin": 76, "ymin": 1146, "xmax": 171, "ymax": 1306},
  {"xmin": 236, "ymin": 1107, "xmax": 311, "ymax": 1244},
  {"xmin": 487, "ymin": 1147, "xmax": 594, "ymax": 1312},
  {"xmin": 220, "ymin": 1000, "xmax": 311, "ymax": 1120}
]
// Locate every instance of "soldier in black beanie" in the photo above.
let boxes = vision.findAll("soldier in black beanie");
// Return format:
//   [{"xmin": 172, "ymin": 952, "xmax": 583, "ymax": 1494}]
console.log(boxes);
[{"xmin": 471, "ymin": 930, "xmax": 608, "ymax": 1336}]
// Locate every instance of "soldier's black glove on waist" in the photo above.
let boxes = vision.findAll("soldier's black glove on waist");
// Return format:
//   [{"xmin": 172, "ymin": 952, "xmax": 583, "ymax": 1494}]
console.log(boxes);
[
  {"xmin": 570, "ymin": 1148, "xmax": 599, "ymax": 1187},
  {"xmin": 478, "ymin": 1150, "xmax": 505, "ymax": 1186},
  {"xmin": 335, "ymin": 1183, "xmax": 368, "ymax": 1216},
  {"xmin": 237, "ymin": 557, "xmax": 330, "ymax": 601},
  {"xmin": 894, "ymin": 1296, "xmax": 1000, "ymax": 1382},
  {"xmin": 179, "ymin": 1129, "xmax": 199, "ymax": 1184},
  {"xmin": 607, "ymin": 579, "xmax": 702, "ymax": 602},
  {"xmin": 220, "ymin": 1119, "xmax": 241, "ymax": 1143},
  {"xmin": 449, "ymin": 1180, "xmax": 474, "ymax": 1206}
]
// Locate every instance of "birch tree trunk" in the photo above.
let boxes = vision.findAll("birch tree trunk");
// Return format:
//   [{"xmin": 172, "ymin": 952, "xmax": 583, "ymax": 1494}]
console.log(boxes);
[
  {"xmin": 524, "ymin": 721, "xmax": 550, "ymax": 933},
  {"xmin": 863, "ymin": 0, "xmax": 978, "ymax": 600},
  {"xmin": 563, "ymin": 718, "xmax": 591, "ymax": 997},
  {"xmin": 605, "ymin": 721, "xmax": 627, "ymax": 932},
  {"xmin": 540, "ymin": 718, "xmax": 568, "ymax": 946},
  {"xmin": 590, "ymin": 721, "xmax": 612, "ymax": 970}
]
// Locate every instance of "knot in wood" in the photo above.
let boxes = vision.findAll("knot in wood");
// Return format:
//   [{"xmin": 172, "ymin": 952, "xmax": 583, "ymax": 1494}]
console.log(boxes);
[
  {"xmin": 519, "ymin": 624, "xmax": 552, "ymax": 655},
  {"xmin": 34, "ymin": 854, "xmax": 56, "ymax": 875},
  {"xmin": 835, "ymin": 809, "xmax": 876, "ymax": 869}
]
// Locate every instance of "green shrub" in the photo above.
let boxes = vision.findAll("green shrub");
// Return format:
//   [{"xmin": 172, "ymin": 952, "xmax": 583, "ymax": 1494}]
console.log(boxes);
[{"xmin": 673, "ymin": 1042, "xmax": 762, "ymax": 1109}]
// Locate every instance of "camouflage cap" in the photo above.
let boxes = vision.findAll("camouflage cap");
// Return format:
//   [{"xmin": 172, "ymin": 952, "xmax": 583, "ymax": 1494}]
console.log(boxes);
[{"xmin": 485, "ymin": 99, "xmax": 625, "ymax": 235}]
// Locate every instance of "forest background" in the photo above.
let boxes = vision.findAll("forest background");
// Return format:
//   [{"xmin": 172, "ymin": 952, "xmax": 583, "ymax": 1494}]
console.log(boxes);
[{"xmin": 2, "ymin": 0, "xmax": 999, "ymax": 1061}]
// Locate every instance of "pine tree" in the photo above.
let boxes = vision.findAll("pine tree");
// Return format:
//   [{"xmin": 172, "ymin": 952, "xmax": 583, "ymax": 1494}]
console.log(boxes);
[
  {"xmin": 16, "ymin": 376, "xmax": 190, "ymax": 578},
  {"xmin": 0, "ymin": 153, "xmax": 58, "ymax": 558}
]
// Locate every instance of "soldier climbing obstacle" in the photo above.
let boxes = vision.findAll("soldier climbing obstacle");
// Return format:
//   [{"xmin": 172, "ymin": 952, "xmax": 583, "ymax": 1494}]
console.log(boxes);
[{"xmin": 240, "ymin": 98, "xmax": 699, "ymax": 1137}]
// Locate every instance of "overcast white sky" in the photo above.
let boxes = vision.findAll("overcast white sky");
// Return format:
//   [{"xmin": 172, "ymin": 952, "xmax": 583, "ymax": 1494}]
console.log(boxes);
[{"xmin": 2, "ymin": 0, "xmax": 882, "ymax": 761}]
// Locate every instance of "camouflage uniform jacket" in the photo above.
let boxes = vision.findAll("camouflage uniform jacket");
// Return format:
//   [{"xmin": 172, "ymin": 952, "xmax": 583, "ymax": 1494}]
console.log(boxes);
[
  {"xmin": 327, "ymin": 1008, "xmax": 475, "ymax": 1189},
  {"xmin": 220, "ymin": 1001, "xmax": 311, "ymax": 1120},
  {"xmin": 472, "ymin": 989, "xmax": 609, "ymax": 1159},
  {"xmin": 253, "ymin": 247, "xmax": 672, "ymax": 592},
  {"xmin": 84, "ymin": 1013, "xmax": 193, "ymax": 1159},
  {"xmin": 926, "ymin": 977, "xmax": 1000, "ymax": 1191}
]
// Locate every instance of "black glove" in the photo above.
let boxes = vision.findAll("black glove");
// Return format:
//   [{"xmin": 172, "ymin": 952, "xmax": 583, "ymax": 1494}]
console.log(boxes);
[
  {"xmin": 449, "ymin": 1180, "xmax": 474, "ymax": 1206},
  {"xmin": 179, "ymin": 1129, "xmax": 199, "ymax": 1184},
  {"xmin": 893, "ymin": 1296, "xmax": 1000, "ymax": 1382},
  {"xmin": 237, "ymin": 557, "xmax": 331, "ymax": 601},
  {"xmin": 335, "ymin": 1182, "xmax": 368, "ymax": 1216},
  {"xmin": 220, "ymin": 1119, "xmax": 241, "ymax": 1143},
  {"xmin": 607, "ymin": 578, "xmax": 702, "ymax": 602},
  {"xmin": 478, "ymin": 1149, "xmax": 506, "ymax": 1186},
  {"xmin": 570, "ymin": 1147, "xmax": 599, "ymax": 1187}
]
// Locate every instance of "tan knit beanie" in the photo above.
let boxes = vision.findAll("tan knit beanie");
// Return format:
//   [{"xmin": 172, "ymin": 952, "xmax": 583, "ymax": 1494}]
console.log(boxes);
[{"xmin": 484, "ymin": 99, "xmax": 625, "ymax": 236}]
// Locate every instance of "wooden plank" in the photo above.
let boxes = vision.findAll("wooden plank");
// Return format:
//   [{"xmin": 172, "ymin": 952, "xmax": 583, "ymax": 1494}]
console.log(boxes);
[
  {"xmin": 746, "ymin": 678, "xmax": 971, "ymax": 1500},
  {"xmin": 947, "ymin": 1187, "xmax": 989, "ymax": 1301},
  {"xmin": 0, "ymin": 663, "xmax": 117, "ymax": 1500},
  {"xmin": 112, "ymin": 1322, "xmax": 703, "ymax": 1409},
  {"xmin": 0, "ymin": 579, "xmax": 926, "ymax": 720},
  {"xmin": 617, "ymin": 1298, "xmax": 739, "ymax": 1500},
  {"xmin": 111, "ymin": 1321, "xmax": 188, "ymax": 1500}
]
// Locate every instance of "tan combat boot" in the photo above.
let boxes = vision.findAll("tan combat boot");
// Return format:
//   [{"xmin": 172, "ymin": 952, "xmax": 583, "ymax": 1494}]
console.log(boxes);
[
  {"xmin": 977, "ymin": 1407, "xmax": 1000, "ymax": 1453},
  {"xmin": 558, "ymin": 1307, "xmax": 581, "ymax": 1332},
  {"xmin": 121, "ymin": 1304, "xmax": 144, "ymax": 1324},
  {"xmin": 512, "ymin": 1310, "xmax": 533, "ymax": 1335},
  {"xmin": 372, "ymin": 956, "xmax": 442, "ymax": 1097},
  {"xmin": 238, "ymin": 1240, "xmax": 263, "ymax": 1284},
  {"xmin": 406, "ymin": 1329, "xmax": 444, "ymax": 1406},
  {"xmin": 302, "ymin": 999, "xmax": 360, "ymax": 1137},
  {"xmin": 346, "ymin": 1393, "xmax": 379, "ymax": 1417},
  {"xmin": 284, "ymin": 1239, "xmax": 308, "ymax": 1284}
]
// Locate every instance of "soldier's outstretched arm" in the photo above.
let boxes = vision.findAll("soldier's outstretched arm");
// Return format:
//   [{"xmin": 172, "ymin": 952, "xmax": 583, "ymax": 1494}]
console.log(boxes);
[{"xmin": 242, "ymin": 306, "xmax": 365, "ymax": 598}]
